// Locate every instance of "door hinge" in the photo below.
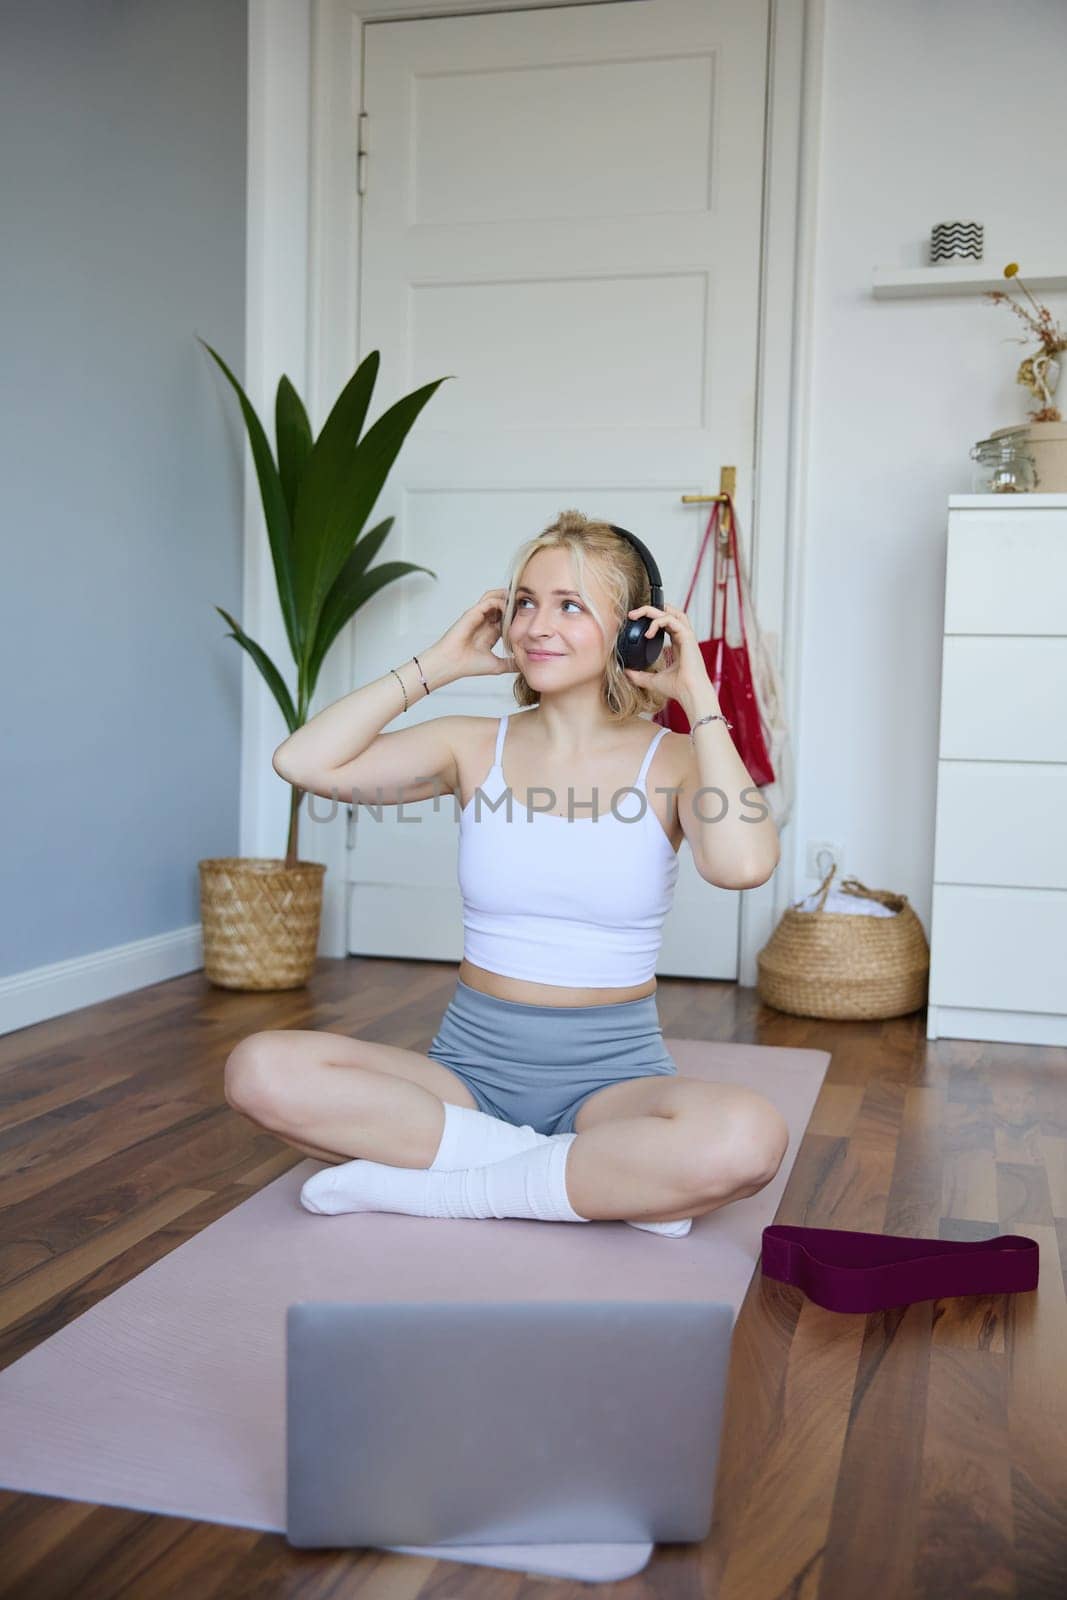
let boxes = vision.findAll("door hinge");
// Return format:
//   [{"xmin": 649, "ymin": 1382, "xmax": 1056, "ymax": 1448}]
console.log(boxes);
[
  {"xmin": 357, "ymin": 110, "xmax": 368, "ymax": 198},
  {"xmin": 345, "ymin": 802, "xmax": 357, "ymax": 851}
]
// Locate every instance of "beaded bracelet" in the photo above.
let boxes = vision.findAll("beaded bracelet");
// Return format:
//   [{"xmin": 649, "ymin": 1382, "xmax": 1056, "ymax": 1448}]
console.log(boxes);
[
  {"xmin": 389, "ymin": 655, "xmax": 430, "ymax": 713},
  {"xmin": 690, "ymin": 712, "xmax": 733, "ymax": 745}
]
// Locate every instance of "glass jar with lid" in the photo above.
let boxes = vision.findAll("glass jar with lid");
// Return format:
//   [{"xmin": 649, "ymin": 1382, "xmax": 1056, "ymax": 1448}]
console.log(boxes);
[{"xmin": 969, "ymin": 430, "xmax": 1037, "ymax": 493}]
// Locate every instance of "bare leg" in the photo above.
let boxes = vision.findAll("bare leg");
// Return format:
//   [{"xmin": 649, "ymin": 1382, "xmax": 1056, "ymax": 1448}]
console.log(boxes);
[
  {"xmin": 280, "ymin": 1114, "xmax": 726, "ymax": 1227},
  {"xmin": 266, "ymin": 1067, "xmax": 451, "ymax": 1168},
  {"xmin": 564, "ymin": 1114, "xmax": 768, "ymax": 1224},
  {"xmin": 227, "ymin": 1034, "xmax": 775, "ymax": 1225},
  {"xmin": 225, "ymin": 1035, "xmax": 477, "ymax": 1170},
  {"xmin": 274, "ymin": 1099, "xmax": 761, "ymax": 1225},
  {"xmin": 280, "ymin": 1134, "xmax": 351, "ymax": 1165}
]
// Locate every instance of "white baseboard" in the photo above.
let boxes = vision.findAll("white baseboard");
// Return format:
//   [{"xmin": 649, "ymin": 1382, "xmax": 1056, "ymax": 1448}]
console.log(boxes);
[
  {"xmin": 926, "ymin": 1004, "xmax": 1067, "ymax": 1048},
  {"xmin": 0, "ymin": 927, "xmax": 205, "ymax": 1041}
]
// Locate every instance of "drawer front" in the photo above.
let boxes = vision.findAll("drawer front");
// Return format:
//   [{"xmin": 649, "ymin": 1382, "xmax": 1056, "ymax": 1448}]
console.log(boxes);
[
  {"xmin": 938, "ymin": 636, "xmax": 1067, "ymax": 761},
  {"xmin": 933, "ymin": 762, "xmax": 1067, "ymax": 889},
  {"xmin": 945, "ymin": 511, "xmax": 1067, "ymax": 634},
  {"xmin": 929, "ymin": 884, "xmax": 1067, "ymax": 1014}
]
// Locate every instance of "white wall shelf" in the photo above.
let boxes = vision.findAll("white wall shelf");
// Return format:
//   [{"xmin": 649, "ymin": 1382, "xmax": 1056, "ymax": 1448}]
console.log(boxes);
[{"xmin": 872, "ymin": 264, "xmax": 1067, "ymax": 299}]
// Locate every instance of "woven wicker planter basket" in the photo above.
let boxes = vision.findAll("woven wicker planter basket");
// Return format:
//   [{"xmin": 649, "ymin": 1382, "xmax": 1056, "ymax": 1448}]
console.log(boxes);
[
  {"xmin": 199, "ymin": 857, "xmax": 326, "ymax": 991},
  {"xmin": 757, "ymin": 863, "xmax": 930, "ymax": 1021}
]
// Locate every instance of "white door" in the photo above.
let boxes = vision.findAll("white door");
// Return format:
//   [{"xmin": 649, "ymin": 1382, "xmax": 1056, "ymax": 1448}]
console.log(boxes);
[{"xmin": 346, "ymin": 0, "xmax": 770, "ymax": 980}]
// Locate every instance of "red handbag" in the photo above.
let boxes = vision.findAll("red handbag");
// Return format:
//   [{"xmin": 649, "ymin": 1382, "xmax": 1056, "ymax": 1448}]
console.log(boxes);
[{"xmin": 654, "ymin": 494, "xmax": 776, "ymax": 788}]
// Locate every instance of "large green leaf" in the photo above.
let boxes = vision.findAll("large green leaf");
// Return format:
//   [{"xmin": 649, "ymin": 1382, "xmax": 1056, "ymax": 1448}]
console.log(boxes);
[
  {"xmin": 345, "ymin": 514, "xmax": 396, "ymax": 580},
  {"xmin": 292, "ymin": 373, "xmax": 453, "ymax": 673},
  {"xmin": 306, "ymin": 560, "xmax": 438, "ymax": 703},
  {"xmin": 215, "ymin": 606, "xmax": 299, "ymax": 735},
  {"xmin": 198, "ymin": 338, "xmax": 301, "ymax": 664},
  {"xmin": 306, "ymin": 524, "xmax": 438, "ymax": 696},
  {"xmin": 275, "ymin": 376, "xmax": 313, "ymax": 529},
  {"xmin": 288, "ymin": 352, "xmax": 381, "ymax": 617},
  {"xmin": 303, "ymin": 514, "xmax": 393, "ymax": 691}
]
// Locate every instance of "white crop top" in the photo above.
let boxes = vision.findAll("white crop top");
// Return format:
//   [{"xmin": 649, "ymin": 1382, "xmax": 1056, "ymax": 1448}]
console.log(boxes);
[{"xmin": 457, "ymin": 709, "xmax": 680, "ymax": 988}]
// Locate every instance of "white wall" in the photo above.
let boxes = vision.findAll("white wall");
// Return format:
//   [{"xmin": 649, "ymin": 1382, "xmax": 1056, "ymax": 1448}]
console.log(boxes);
[{"xmin": 794, "ymin": 0, "xmax": 1067, "ymax": 926}]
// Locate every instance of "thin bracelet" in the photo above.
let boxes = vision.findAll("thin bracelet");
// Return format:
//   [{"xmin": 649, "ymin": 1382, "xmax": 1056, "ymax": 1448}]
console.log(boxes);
[
  {"xmin": 389, "ymin": 666, "xmax": 409, "ymax": 712},
  {"xmin": 389, "ymin": 655, "xmax": 432, "ymax": 714},
  {"xmin": 690, "ymin": 712, "xmax": 733, "ymax": 745}
]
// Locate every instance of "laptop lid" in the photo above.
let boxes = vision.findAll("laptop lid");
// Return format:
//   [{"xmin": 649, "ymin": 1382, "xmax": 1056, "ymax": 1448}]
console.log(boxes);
[{"xmin": 286, "ymin": 1299, "xmax": 734, "ymax": 1549}]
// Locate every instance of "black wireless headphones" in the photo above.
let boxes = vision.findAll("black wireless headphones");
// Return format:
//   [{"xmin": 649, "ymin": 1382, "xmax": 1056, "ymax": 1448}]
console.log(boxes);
[{"xmin": 609, "ymin": 525, "xmax": 665, "ymax": 671}]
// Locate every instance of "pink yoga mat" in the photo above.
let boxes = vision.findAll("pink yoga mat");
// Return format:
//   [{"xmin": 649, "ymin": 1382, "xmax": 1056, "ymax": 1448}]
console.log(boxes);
[{"xmin": 0, "ymin": 1037, "xmax": 830, "ymax": 1583}]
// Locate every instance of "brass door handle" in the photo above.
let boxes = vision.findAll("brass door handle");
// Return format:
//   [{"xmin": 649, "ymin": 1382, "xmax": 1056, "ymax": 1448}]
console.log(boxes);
[{"xmin": 680, "ymin": 465, "xmax": 736, "ymax": 503}]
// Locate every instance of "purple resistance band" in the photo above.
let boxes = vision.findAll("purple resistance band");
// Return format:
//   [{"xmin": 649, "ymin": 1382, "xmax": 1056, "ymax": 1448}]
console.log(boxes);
[{"xmin": 760, "ymin": 1225, "xmax": 1039, "ymax": 1313}]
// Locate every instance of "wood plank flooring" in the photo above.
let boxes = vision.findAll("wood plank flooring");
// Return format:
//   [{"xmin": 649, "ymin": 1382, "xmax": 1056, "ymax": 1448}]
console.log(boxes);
[{"xmin": 1, "ymin": 958, "xmax": 1064, "ymax": 1598}]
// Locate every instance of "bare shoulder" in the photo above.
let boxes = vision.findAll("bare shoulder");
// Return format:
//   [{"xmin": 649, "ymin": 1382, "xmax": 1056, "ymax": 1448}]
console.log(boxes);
[
  {"xmin": 450, "ymin": 714, "xmax": 502, "ymax": 753},
  {"xmin": 642, "ymin": 725, "xmax": 687, "ymax": 851},
  {"xmin": 657, "ymin": 728, "xmax": 693, "ymax": 785},
  {"xmin": 449, "ymin": 713, "xmax": 503, "ymax": 776}
]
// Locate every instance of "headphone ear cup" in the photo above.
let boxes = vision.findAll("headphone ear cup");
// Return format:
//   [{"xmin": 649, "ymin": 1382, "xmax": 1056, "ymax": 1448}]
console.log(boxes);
[
  {"xmin": 641, "ymin": 629, "xmax": 665, "ymax": 669},
  {"xmin": 616, "ymin": 621, "xmax": 665, "ymax": 670},
  {"xmin": 608, "ymin": 523, "xmax": 665, "ymax": 671}
]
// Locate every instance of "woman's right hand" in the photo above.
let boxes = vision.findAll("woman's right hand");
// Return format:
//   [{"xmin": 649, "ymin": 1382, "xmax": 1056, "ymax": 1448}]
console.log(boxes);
[{"xmin": 430, "ymin": 589, "xmax": 518, "ymax": 680}]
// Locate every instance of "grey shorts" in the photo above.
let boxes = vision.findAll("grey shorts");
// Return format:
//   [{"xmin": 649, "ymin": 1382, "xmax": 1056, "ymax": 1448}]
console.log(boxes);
[{"xmin": 426, "ymin": 977, "xmax": 679, "ymax": 1137}]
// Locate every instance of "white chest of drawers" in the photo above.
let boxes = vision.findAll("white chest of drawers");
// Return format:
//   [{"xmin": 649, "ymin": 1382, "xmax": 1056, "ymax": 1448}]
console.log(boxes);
[{"xmin": 927, "ymin": 494, "xmax": 1067, "ymax": 1046}]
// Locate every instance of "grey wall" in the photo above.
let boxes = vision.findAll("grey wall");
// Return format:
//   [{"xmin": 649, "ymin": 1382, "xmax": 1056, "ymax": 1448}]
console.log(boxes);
[{"xmin": 1, "ymin": 0, "xmax": 248, "ymax": 978}]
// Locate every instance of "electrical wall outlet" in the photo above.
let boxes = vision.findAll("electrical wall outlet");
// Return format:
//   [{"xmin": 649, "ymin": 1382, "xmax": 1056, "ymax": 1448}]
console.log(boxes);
[{"xmin": 806, "ymin": 839, "xmax": 843, "ymax": 879}]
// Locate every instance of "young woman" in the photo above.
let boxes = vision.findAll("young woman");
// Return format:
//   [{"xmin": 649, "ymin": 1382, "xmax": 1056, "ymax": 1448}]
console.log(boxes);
[{"xmin": 225, "ymin": 510, "xmax": 787, "ymax": 1237}]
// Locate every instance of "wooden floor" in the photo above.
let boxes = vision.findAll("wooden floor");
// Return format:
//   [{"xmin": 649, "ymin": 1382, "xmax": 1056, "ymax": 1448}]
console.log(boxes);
[{"xmin": 1, "ymin": 958, "xmax": 1065, "ymax": 1599}]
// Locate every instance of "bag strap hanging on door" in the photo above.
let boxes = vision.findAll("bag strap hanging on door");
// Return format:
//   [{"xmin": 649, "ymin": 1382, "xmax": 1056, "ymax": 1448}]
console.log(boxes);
[
  {"xmin": 679, "ymin": 494, "xmax": 753, "ymax": 672},
  {"xmin": 677, "ymin": 489, "xmax": 796, "ymax": 827},
  {"xmin": 656, "ymin": 492, "xmax": 777, "ymax": 788},
  {"xmin": 710, "ymin": 495, "xmax": 754, "ymax": 661}
]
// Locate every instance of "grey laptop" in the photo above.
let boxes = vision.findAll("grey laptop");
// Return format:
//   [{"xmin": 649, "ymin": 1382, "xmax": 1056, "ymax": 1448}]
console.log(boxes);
[{"xmin": 286, "ymin": 1299, "xmax": 734, "ymax": 1549}]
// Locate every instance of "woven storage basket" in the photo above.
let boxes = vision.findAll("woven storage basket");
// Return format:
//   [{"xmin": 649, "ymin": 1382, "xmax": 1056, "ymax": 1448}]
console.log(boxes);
[
  {"xmin": 757, "ymin": 863, "xmax": 929, "ymax": 1021},
  {"xmin": 199, "ymin": 857, "xmax": 326, "ymax": 991}
]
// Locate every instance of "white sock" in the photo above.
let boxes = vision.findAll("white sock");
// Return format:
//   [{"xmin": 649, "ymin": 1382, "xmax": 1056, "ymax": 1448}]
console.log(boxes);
[
  {"xmin": 429, "ymin": 1101, "xmax": 548, "ymax": 1170},
  {"xmin": 427, "ymin": 1101, "xmax": 692, "ymax": 1238},
  {"xmin": 301, "ymin": 1132, "xmax": 591, "ymax": 1222},
  {"xmin": 634, "ymin": 1215, "xmax": 692, "ymax": 1237}
]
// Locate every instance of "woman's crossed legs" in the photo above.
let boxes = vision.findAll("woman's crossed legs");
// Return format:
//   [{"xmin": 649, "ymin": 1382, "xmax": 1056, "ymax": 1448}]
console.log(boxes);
[{"xmin": 223, "ymin": 1029, "xmax": 788, "ymax": 1226}]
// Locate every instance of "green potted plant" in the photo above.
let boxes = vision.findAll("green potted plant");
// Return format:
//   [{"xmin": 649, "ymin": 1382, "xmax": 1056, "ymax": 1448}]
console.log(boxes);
[{"xmin": 197, "ymin": 342, "xmax": 448, "ymax": 990}]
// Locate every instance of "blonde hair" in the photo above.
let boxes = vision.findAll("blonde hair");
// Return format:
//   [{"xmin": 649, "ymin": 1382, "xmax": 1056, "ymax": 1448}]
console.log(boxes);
[{"xmin": 501, "ymin": 509, "xmax": 672, "ymax": 721}]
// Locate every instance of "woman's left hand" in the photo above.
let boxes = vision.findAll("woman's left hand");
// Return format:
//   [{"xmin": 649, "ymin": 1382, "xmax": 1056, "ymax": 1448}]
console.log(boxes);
[{"xmin": 622, "ymin": 601, "xmax": 717, "ymax": 712}]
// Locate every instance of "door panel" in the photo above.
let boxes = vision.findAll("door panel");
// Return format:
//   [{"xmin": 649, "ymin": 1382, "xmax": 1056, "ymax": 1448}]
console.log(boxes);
[{"xmin": 348, "ymin": 0, "xmax": 769, "ymax": 980}]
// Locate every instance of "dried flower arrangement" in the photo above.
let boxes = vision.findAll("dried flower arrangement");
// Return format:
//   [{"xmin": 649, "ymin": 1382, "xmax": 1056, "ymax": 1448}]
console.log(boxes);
[{"xmin": 984, "ymin": 263, "xmax": 1067, "ymax": 422}]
